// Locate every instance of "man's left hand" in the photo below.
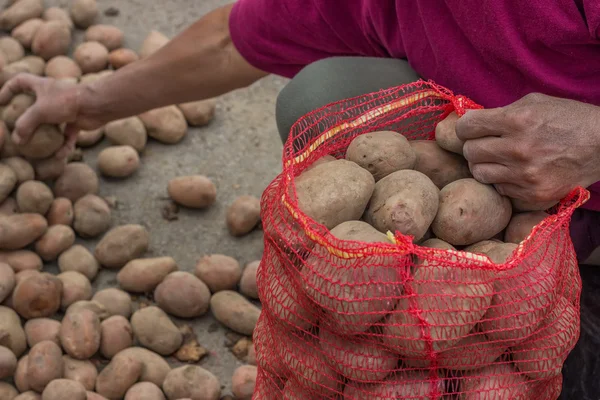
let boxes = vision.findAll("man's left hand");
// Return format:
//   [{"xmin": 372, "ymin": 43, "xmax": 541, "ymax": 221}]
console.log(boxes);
[{"xmin": 455, "ymin": 93, "xmax": 600, "ymax": 203}]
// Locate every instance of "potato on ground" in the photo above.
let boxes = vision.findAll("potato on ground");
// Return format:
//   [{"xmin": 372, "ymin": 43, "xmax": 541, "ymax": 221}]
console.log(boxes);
[
  {"xmin": 0, "ymin": 0, "xmax": 44, "ymax": 30},
  {"xmin": 139, "ymin": 105, "xmax": 187, "ymax": 144},
  {"xmin": 116, "ymin": 347, "xmax": 171, "ymax": 387},
  {"xmin": 104, "ymin": 117, "xmax": 147, "ymax": 152},
  {"xmin": 12, "ymin": 18, "xmax": 44, "ymax": 48},
  {"xmin": 77, "ymin": 128, "xmax": 104, "ymax": 147},
  {"xmin": 46, "ymin": 197, "xmax": 73, "ymax": 226},
  {"xmin": 42, "ymin": 379, "xmax": 86, "ymax": 400},
  {"xmin": 3, "ymin": 157, "xmax": 34, "ymax": 184},
  {"xmin": 306, "ymin": 221, "xmax": 402, "ymax": 334},
  {"xmin": 125, "ymin": 382, "xmax": 165, "ymax": 400},
  {"xmin": 60, "ymin": 309, "xmax": 101, "ymax": 360},
  {"xmin": 504, "ymin": 211, "xmax": 548, "ymax": 244},
  {"xmin": 43, "ymin": 7, "xmax": 74, "ymax": 29},
  {"xmin": 0, "ymin": 163, "xmax": 18, "ymax": 203},
  {"xmin": 226, "ymin": 195, "xmax": 261, "ymax": 236},
  {"xmin": 0, "ymin": 262, "xmax": 15, "ymax": 303},
  {"xmin": 177, "ymin": 99, "xmax": 216, "ymax": 126},
  {"xmin": 17, "ymin": 125, "xmax": 64, "ymax": 159},
  {"xmin": 2, "ymin": 93, "xmax": 34, "ymax": 129},
  {"xmin": 410, "ymin": 139, "xmax": 472, "ymax": 188},
  {"xmin": 74, "ymin": 41, "xmax": 108, "ymax": 74},
  {"xmin": 54, "ymin": 162, "xmax": 99, "ymax": 202},
  {"xmin": 44, "ymin": 56, "xmax": 82, "ymax": 79},
  {"xmin": 344, "ymin": 371, "xmax": 444, "ymax": 400},
  {"xmin": 459, "ymin": 362, "xmax": 529, "ymax": 399},
  {"xmin": 73, "ymin": 195, "xmax": 111, "ymax": 238},
  {"xmin": 194, "ymin": 254, "xmax": 241, "ymax": 292},
  {"xmin": 31, "ymin": 21, "xmax": 71, "ymax": 60},
  {"xmin": 92, "ymin": 288, "xmax": 132, "ymax": 318},
  {"xmin": 34, "ymin": 224, "xmax": 75, "ymax": 261},
  {"xmin": 96, "ymin": 354, "xmax": 142, "ymax": 400},
  {"xmin": 319, "ymin": 329, "xmax": 397, "ymax": 381},
  {"xmin": 58, "ymin": 245, "xmax": 98, "ymax": 280},
  {"xmin": 154, "ymin": 271, "xmax": 211, "ymax": 318},
  {"xmin": 431, "ymin": 178, "xmax": 512, "ymax": 246},
  {"xmin": 62, "ymin": 356, "xmax": 97, "ymax": 392},
  {"xmin": 16, "ymin": 180, "xmax": 53, "ymax": 215},
  {"xmin": 97, "ymin": 145, "xmax": 140, "ymax": 178},
  {"xmin": 0, "ymin": 37, "xmax": 24, "ymax": 63},
  {"xmin": 116, "ymin": 256, "xmax": 176, "ymax": 293},
  {"xmin": 138, "ymin": 30, "xmax": 169, "ymax": 59},
  {"xmin": 131, "ymin": 306, "xmax": 183, "ymax": 356},
  {"xmin": 365, "ymin": 169, "xmax": 439, "ymax": 242},
  {"xmin": 100, "ymin": 316, "xmax": 133, "ymax": 359},
  {"xmin": 239, "ymin": 260, "xmax": 259, "ymax": 299},
  {"xmin": 66, "ymin": 300, "xmax": 109, "ymax": 321},
  {"xmin": 0, "ymin": 382, "xmax": 18, "ymax": 399},
  {"xmin": 94, "ymin": 224, "xmax": 149, "ymax": 269},
  {"xmin": 210, "ymin": 291, "xmax": 260, "ymax": 336},
  {"xmin": 108, "ymin": 48, "xmax": 139, "ymax": 69},
  {"xmin": 231, "ymin": 365, "xmax": 257, "ymax": 400},
  {"xmin": 435, "ymin": 111, "xmax": 464, "ymax": 154},
  {"xmin": 85, "ymin": 25, "xmax": 123, "ymax": 50},
  {"xmin": 26, "ymin": 340, "xmax": 63, "ymax": 392},
  {"xmin": 70, "ymin": 0, "xmax": 97, "ymax": 28},
  {"xmin": 167, "ymin": 175, "xmax": 216, "ymax": 209},
  {"xmin": 0, "ymin": 345, "xmax": 17, "ymax": 379},
  {"xmin": 33, "ymin": 156, "xmax": 66, "ymax": 182},
  {"xmin": 24, "ymin": 318, "xmax": 61, "ymax": 347},
  {"xmin": 12, "ymin": 273, "xmax": 62, "ymax": 319},
  {"xmin": 57, "ymin": 271, "xmax": 92, "ymax": 310},
  {"xmin": 162, "ymin": 365, "xmax": 220, "ymax": 400}
]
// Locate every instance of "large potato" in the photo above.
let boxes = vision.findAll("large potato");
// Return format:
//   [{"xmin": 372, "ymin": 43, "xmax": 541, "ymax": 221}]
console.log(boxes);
[
  {"xmin": 411, "ymin": 140, "xmax": 471, "ymax": 188},
  {"xmin": 16, "ymin": 180, "xmax": 53, "ymax": 215},
  {"xmin": 41, "ymin": 379, "xmax": 86, "ymax": 400},
  {"xmin": 12, "ymin": 273, "xmax": 62, "ymax": 319},
  {"xmin": 139, "ymin": 105, "xmax": 187, "ymax": 144},
  {"xmin": 296, "ymin": 159, "xmax": 374, "ymax": 229},
  {"xmin": 104, "ymin": 117, "xmax": 147, "ymax": 152},
  {"xmin": 345, "ymin": 131, "xmax": 416, "ymax": 181},
  {"xmin": 92, "ymin": 288, "xmax": 132, "ymax": 318},
  {"xmin": 44, "ymin": 56, "xmax": 82, "ymax": 79},
  {"xmin": 63, "ymin": 356, "xmax": 97, "ymax": 391},
  {"xmin": 0, "ymin": 164, "xmax": 17, "ymax": 203},
  {"xmin": 167, "ymin": 175, "xmax": 216, "ymax": 209},
  {"xmin": 131, "ymin": 306, "xmax": 182, "ymax": 356},
  {"xmin": 0, "ymin": 263, "xmax": 15, "ymax": 303},
  {"xmin": 57, "ymin": 271, "xmax": 92, "ymax": 310},
  {"xmin": 162, "ymin": 366, "xmax": 221, "ymax": 400},
  {"xmin": 54, "ymin": 162, "xmax": 98, "ymax": 202},
  {"xmin": 138, "ymin": 30, "xmax": 169, "ymax": 59},
  {"xmin": 85, "ymin": 25, "xmax": 123, "ymax": 50},
  {"xmin": 194, "ymin": 254, "xmax": 241, "ymax": 292},
  {"xmin": 46, "ymin": 198, "xmax": 73, "ymax": 226},
  {"xmin": 304, "ymin": 221, "xmax": 399, "ymax": 334},
  {"xmin": 344, "ymin": 371, "xmax": 444, "ymax": 400},
  {"xmin": 100, "ymin": 316, "xmax": 133, "ymax": 359},
  {"xmin": 226, "ymin": 195, "xmax": 261, "ymax": 236},
  {"xmin": 12, "ymin": 18, "xmax": 44, "ymax": 48},
  {"xmin": 17, "ymin": 125, "xmax": 64, "ymax": 159},
  {"xmin": 31, "ymin": 21, "xmax": 71, "ymax": 60},
  {"xmin": 0, "ymin": 345, "xmax": 17, "ymax": 379},
  {"xmin": 24, "ymin": 318, "xmax": 61, "ymax": 347},
  {"xmin": 117, "ymin": 257, "xmax": 176, "ymax": 293},
  {"xmin": 60, "ymin": 309, "xmax": 101, "ymax": 360},
  {"xmin": 108, "ymin": 48, "xmax": 139, "ymax": 69},
  {"xmin": 26, "ymin": 340, "xmax": 63, "ymax": 393},
  {"xmin": 154, "ymin": 271, "xmax": 211, "ymax": 318},
  {"xmin": 124, "ymin": 382, "xmax": 165, "ymax": 400},
  {"xmin": 0, "ymin": 0, "xmax": 44, "ymax": 30},
  {"xmin": 74, "ymin": 41, "xmax": 108, "ymax": 73},
  {"xmin": 97, "ymin": 146, "xmax": 140, "ymax": 178},
  {"xmin": 239, "ymin": 260, "xmax": 259, "ymax": 299},
  {"xmin": 34, "ymin": 224, "xmax": 75, "ymax": 261},
  {"xmin": 504, "ymin": 211, "xmax": 548, "ymax": 244},
  {"xmin": 459, "ymin": 362, "xmax": 529, "ymax": 399},
  {"xmin": 94, "ymin": 224, "xmax": 149, "ymax": 269},
  {"xmin": 177, "ymin": 99, "xmax": 216, "ymax": 126},
  {"xmin": 210, "ymin": 291, "xmax": 260, "ymax": 336},
  {"xmin": 96, "ymin": 354, "xmax": 142, "ymax": 400},
  {"xmin": 115, "ymin": 347, "xmax": 171, "ymax": 387},
  {"xmin": 70, "ymin": 0, "xmax": 97, "ymax": 28},
  {"xmin": 432, "ymin": 179, "xmax": 512, "ymax": 246},
  {"xmin": 435, "ymin": 111, "xmax": 463, "ymax": 154},
  {"xmin": 231, "ymin": 365, "xmax": 257, "ymax": 400},
  {"xmin": 73, "ymin": 195, "xmax": 111, "ymax": 238},
  {"xmin": 365, "ymin": 169, "xmax": 439, "ymax": 242},
  {"xmin": 3, "ymin": 157, "xmax": 34, "ymax": 183},
  {"xmin": 58, "ymin": 245, "xmax": 99, "ymax": 280}
]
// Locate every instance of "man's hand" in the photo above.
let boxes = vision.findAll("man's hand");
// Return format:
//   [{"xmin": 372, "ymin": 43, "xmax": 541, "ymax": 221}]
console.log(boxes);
[{"xmin": 455, "ymin": 93, "xmax": 600, "ymax": 203}]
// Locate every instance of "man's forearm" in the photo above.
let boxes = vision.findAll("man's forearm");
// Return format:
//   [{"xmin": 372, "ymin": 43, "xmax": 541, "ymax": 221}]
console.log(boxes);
[{"xmin": 80, "ymin": 3, "xmax": 268, "ymax": 122}]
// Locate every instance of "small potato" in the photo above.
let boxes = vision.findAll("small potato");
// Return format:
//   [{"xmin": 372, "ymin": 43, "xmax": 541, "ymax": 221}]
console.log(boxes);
[
  {"xmin": 33, "ymin": 156, "xmax": 66, "ymax": 182},
  {"xmin": 100, "ymin": 316, "xmax": 133, "ymax": 359},
  {"xmin": 12, "ymin": 18, "xmax": 44, "ymax": 48},
  {"xmin": 167, "ymin": 175, "xmax": 216, "ymax": 209},
  {"xmin": 42, "ymin": 379, "xmax": 86, "ymax": 400},
  {"xmin": 365, "ymin": 169, "xmax": 439, "ymax": 242},
  {"xmin": 231, "ymin": 365, "xmax": 257, "ymax": 400},
  {"xmin": 12, "ymin": 273, "xmax": 62, "ymax": 319},
  {"xmin": 297, "ymin": 159, "xmax": 375, "ymax": 229},
  {"xmin": 504, "ymin": 211, "xmax": 548, "ymax": 244},
  {"xmin": 154, "ymin": 271, "xmax": 211, "ymax": 318},
  {"xmin": 116, "ymin": 347, "xmax": 170, "ymax": 387},
  {"xmin": 34, "ymin": 224, "xmax": 75, "ymax": 261},
  {"xmin": 14, "ymin": 355, "xmax": 29, "ymax": 392},
  {"xmin": 31, "ymin": 21, "xmax": 71, "ymax": 60},
  {"xmin": 124, "ymin": 382, "xmax": 165, "ymax": 400},
  {"xmin": 73, "ymin": 194, "xmax": 111, "ymax": 238},
  {"xmin": 16, "ymin": 180, "xmax": 54, "ymax": 215},
  {"xmin": 108, "ymin": 48, "xmax": 139, "ymax": 69},
  {"xmin": 63, "ymin": 356, "xmax": 98, "ymax": 391},
  {"xmin": 0, "ymin": 37, "xmax": 25, "ymax": 63},
  {"xmin": 24, "ymin": 318, "xmax": 61, "ymax": 348},
  {"xmin": 18, "ymin": 125, "xmax": 64, "ymax": 159},
  {"xmin": 43, "ymin": 7, "xmax": 74, "ymax": 29},
  {"xmin": 0, "ymin": 164, "xmax": 17, "ymax": 203},
  {"xmin": 14, "ymin": 391, "xmax": 41, "ymax": 400},
  {"xmin": 70, "ymin": 0, "xmax": 97, "ymax": 28},
  {"xmin": 226, "ymin": 195, "xmax": 261, "ymax": 236},
  {"xmin": 0, "ymin": 345, "xmax": 17, "ymax": 379},
  {"xmin": 177, "ymin": 99, "xmax": 216, "ymax": 126},
  {"xmin": 0, "ymin": 250, "xmax": 42, "ymax": 272},
  {"xmin": 194, "ymin": 254, "xmax": 241, "ymax": 293},
  {"xmin": 435, "ymin": 111, "xmax": 463, "ymax": 154},
  {"xmin": 46, "ymin": 197, "xmax": 73, "ymax": 226},
  {"xmin": 138, "ymin": 30, "xmax": 169, "ymax": 59},
  {"xmin": 0, "ymin": 0, "xmax": 43, "ymax": 30},
  {"xmin": 3, "ymin": 157, "xmax": 34, "ymax": 184},
  {"xmin": 0, "ymin": 263, "xmax": 15, "ymax": 303},
  {"xmin": 65, "ymin": 301, "xmax": 109, "ymax": 321},
  {"xmin": 97, "ymin": 145, "xmax": 140, "ymax": 178},
  {"xmin": 54, "ymin": 162, "xmax": 99, "ymax": 202},
  {"xmin": 20, "ymin": 56, "xmax": 45, "ymax": 76},
  {"xmin": 96, "ymin": 354, "xmax": 142, "ymax": 400},
  {"xmin": 60, "ymin": 309, "xmax": 101, "ymax": 360},
  {"xmin": 239, "ymin": 261, "xmax": 259, "ymax": 299},
  {"xmin": 459, "ymin": 362, "xmax": 529, "ymax": 399},
  {"xmin": 0, "ymin": 197, "xmax": 18, "ymax": 215},
  {"xmin": 162, "ymin": 366, "xmax": 221, "ymax": 400},
  {"xmin": 117, "ymin": 257, "xmax": 177, "ymax": 293},
  {"xmin": 57, "ymin": 271, "xmax": 92, "ymax": 310},
  {"xmin": 2, "ymin": 93, "xmax": 34, "ymax": 130},
  {"xmin": 104, "ymin": 117, "xmax": 147, "ymax": 152},
  {"xmin": 44, "ymin": 56, "xmax": 82, "ymax": 79},
  {"xmin": 85, "ymin": 25, "xmax": 123, "ymax": 50},
  {"xmin": 432, "ymin": 178, "xmax": 512, "ymax": 246},
  {"xmin": 92, "ymin": 288, "xmax": 132, "ymax": 318},
  {"xmin": 26, "ymin": 340, "xmax": 63, "ymax": 392},
  {"xmin": 139, "ymin": 105, "xmax": 187, "ymax": 144},
  {"xmin": 210, "ymin": 291, "xmax": 260, "ymax": 336},
  {"xmin": 58, "ymin": 245, "xmax": 99, "ymax": 280},
  {"xmin": 130, "ymin": 306, "xmax": 183, "ymax": 356},
  {"xmin": 74, "ymin": 41, "xmax": 108, "ymax": 73},
  {"xmin": 0, "ymin": 382, "xmax": 18, "ymax": 399},
  {"xmin": 77, "ymin": 128, "xmax": 104, "ymax": 147},
  {"xmin": 411, "ymin": 140, "xmax": 472, "ymax": 188},
  {"xmin": 94, "ymin": 224, "xmax": 149, "ymax": 269}
]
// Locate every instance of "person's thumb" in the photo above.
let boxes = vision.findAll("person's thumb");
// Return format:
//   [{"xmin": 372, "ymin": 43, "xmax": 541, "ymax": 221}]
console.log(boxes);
[{"xmin": 12, "ymin": 104, "xmax": 42, "ymax": 145}]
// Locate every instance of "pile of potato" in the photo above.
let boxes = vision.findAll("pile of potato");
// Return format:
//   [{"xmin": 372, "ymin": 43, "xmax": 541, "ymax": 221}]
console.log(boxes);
[
  {"xmin": 0, "ymin": 0, "xmax": 265, "ymax": 399},
  {"xmin": 256, "ymin": 111, "xmax": 578, "ymax": 399}
]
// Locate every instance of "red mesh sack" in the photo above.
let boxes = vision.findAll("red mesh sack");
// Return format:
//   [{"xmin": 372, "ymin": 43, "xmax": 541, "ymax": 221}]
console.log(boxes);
[{"xmin": 254, "ymin": 81, "xmax": 588, "ymax": 400}]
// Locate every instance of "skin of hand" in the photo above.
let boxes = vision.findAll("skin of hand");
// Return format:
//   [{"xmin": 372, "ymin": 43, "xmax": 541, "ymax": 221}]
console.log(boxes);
[
  {"xmin": 0, "ymin": 3, "xmax": 267, "ymax": 159},
  {"xmin": 455, "ymin": 92, "xmax": 600, "ymax": 203}
]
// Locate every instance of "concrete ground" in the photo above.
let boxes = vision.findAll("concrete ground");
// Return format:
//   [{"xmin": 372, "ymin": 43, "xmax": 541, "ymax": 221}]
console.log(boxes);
[{"xmin": 45, "ymin": 0, "xmax": 288, "ymax": 395}]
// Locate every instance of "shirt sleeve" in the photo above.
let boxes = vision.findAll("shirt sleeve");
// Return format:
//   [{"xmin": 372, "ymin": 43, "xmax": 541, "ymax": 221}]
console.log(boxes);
[{"xmin": 229, "ymin": 0, "xmax": 388, "ymax": 78}]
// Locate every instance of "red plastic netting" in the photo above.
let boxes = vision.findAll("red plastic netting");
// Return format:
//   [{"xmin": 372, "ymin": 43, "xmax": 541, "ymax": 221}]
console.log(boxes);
[{"xmin": 254, "ymin": 80, "xmax": 588, "ymax": 399}]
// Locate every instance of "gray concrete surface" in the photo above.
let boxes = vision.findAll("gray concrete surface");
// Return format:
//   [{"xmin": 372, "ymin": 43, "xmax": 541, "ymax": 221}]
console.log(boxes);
[{"xmin": 45, "ymin": 0, "xmax": 288, "ymax": 395}]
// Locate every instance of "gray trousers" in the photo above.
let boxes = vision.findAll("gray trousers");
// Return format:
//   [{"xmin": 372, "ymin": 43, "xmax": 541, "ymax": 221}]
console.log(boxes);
[{"xmin": 273, "ymin": 56, "xmax": 598, "ymax": 400}]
